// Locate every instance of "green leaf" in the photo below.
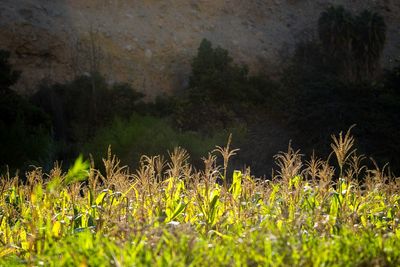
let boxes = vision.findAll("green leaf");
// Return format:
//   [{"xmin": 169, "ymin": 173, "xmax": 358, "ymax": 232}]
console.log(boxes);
[
  {"xmin": 229, "ymin": 170, "xmax": 243, "ymax": 199},
  {"xmin": 64, "ymin": 155, "xmax": 90, "ymax": 185},
  {"xmin": 167, "ymin": 202, "xmax": 187, "ymax": 222},
  {"xmin": 95, "ymin": 190, "xmax": 110, "ymax": 206}
]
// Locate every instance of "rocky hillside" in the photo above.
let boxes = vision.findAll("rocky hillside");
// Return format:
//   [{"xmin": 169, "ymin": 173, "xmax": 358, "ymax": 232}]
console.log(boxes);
[{"xmin": 1, "ymin": 0, "xmax": 399, "ymax": 97}]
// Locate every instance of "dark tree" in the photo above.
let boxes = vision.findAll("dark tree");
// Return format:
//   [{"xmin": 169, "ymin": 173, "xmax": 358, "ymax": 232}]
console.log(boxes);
[
  {"xmin": 318, "ymin": 6, "xmax": 354, "ymax": 79},
  {"xmin": 353, "ymin": 10, "xmax": 386, "ymax": 80},
  {"xmin": 318, "ymin": 6, "xmax": 386, "ymax": 82},
  {"xmin": 189, "ymin": 39, "xmax": 249, "ymax": 103},
  {"xmin": 0, "ymin": 50, "xmax": 52, "ymax": 170},
  {"xmin": 0, "ymin": 50, "xmax": 21, "ymax": 92}
]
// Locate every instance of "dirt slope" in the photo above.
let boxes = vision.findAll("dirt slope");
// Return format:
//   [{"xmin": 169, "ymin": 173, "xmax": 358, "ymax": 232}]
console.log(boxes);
[{"xmin": 1, "ymin": 0, "xmax": 399, "ymax": 96}]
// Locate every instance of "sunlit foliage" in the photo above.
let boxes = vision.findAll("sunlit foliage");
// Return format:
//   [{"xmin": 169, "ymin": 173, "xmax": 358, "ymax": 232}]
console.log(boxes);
[{"xmin": 0, "ymin": 131, "xmax": 399, "ymax": 266}]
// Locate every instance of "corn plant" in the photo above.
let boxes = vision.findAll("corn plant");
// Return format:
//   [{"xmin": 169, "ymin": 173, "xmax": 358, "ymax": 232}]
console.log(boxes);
[{"xmin": 0, "ymin": 130, "xmax": 399, "ymax": 266}]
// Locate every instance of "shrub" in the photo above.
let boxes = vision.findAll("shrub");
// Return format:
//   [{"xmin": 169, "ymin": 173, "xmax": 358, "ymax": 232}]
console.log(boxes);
[{"xmin": 82, "ymin": 114, "xmax": 245, "ymax": 169}]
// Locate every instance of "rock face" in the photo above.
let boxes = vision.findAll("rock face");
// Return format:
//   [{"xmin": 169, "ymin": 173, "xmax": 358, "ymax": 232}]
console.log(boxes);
[{"xmin": 1, "ymin": 0, "xmax": 399, "ymax": 97}]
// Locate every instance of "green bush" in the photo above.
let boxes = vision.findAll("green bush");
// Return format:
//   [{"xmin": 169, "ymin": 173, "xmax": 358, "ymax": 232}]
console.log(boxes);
[{"xmin": 82, "ymin": 114, "xmax": 245, "ymax": 169}]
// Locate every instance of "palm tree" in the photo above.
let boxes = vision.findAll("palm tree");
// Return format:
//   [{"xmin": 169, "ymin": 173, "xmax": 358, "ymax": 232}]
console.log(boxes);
[
  {"xmin": 318, "ymin": 6, "xmax": 386, "ymax": 82},
  {"xmin": 318, "ymin": 6, "xmax": 355, "ymax": 80},
  {"xmin": 353, "ymin": 10, "xmax": 386, "ymax": 80}
]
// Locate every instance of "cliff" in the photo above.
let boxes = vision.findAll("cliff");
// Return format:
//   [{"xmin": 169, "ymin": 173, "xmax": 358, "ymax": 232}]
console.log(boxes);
[{"xmin": 1, "ymin": 0, "xmax": 399, "ymax": 97}]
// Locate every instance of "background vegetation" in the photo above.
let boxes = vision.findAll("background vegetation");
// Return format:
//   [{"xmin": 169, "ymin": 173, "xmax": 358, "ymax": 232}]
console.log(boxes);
[
  {"xmin": 0, "ymin": 50, "xmax": 53, "ymax": 171},
  {"xmin": 0, "ymin": 5, "xmax": 399, "ymax": 177}
]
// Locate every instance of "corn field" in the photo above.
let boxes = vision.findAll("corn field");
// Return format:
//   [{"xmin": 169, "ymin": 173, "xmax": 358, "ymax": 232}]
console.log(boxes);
[{"xmin": 0, "ymin": 130, "xmax": 399, "ymax": 266}]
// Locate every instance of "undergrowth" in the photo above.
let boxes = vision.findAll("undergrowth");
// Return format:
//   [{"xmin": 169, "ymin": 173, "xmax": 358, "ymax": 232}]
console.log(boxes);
[
  {"xmin": 0, "ymin": 130, "xmax": 399, "ymax": 266},
  {"xmin": 82, "ymin": 114, "xmax": 246, "ymax": 170}
]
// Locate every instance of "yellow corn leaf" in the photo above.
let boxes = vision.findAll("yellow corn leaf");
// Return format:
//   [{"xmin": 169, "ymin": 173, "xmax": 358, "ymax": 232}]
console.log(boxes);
[
  {"xmin": 0, "ymin": 247, "xmax": 17, "ymax": 258},
  {"xmin": 52, "ymin": 221, "xmax": 62, "ymax": 237}
]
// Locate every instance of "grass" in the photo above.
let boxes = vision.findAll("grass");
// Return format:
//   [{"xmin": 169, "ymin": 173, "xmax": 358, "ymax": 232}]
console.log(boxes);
[{"xmin": 0, "ymin": 129, "xmax": 399, "ymax": 266}]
